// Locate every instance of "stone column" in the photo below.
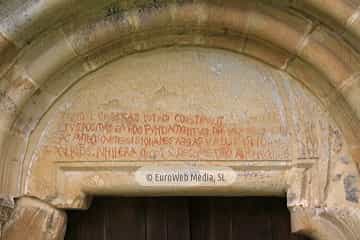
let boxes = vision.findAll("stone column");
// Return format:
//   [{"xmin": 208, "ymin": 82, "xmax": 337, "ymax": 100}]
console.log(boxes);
[{"xmin": 2, "ymin": 197, "xmax": 67, "ymax": 240}]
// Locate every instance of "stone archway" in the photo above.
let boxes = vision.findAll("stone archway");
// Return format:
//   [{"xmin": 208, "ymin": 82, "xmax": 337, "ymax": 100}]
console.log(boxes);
[{"xmin": 0, "ymin": 1, "xmax": 360, "ymax": 240}]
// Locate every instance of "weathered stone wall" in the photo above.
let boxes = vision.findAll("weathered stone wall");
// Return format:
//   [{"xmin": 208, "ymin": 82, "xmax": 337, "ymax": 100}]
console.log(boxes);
[
  {"xmin": 22, "ymin": 47, "xmax": 357, "ymax": 211},
  {"xmin": 0, "ymin": 0, "xmax": 359, "ymax": 239}
]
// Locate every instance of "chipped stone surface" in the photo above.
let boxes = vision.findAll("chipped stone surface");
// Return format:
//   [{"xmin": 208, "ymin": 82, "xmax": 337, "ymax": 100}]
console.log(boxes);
[
  {"xmin": 344, "ymin": 175, "xmax": 360, "ymax": 203},
  {"xmin": 0, "ymin": 198, "xmax": 13, "ymax": 239}
]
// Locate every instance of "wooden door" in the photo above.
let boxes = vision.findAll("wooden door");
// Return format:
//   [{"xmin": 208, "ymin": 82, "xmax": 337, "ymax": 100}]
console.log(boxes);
[{"xmin": 65, "ymin": 197, "xmax": 311, "ymax": 240}]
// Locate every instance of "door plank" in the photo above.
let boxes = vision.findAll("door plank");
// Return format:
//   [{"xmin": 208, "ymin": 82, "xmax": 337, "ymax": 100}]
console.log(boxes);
[
  {"xmin": 66, "ymin": 199, "xmax": 106, "ymax": 240},
  {"xmin": 209, "ymin": 198, "xmax": 233, "ymax": 240},
  {"xmin": 103, "ymin": 198, "xmax": 145, "ymax": 240},
  {"xmin": 190, "ymin": 197, "xmax": 211, "ymax": 240},
  {"xmin": 166, "ymin": 197, "xmax": 191, "ymax": 240},
  {"xmin": 232, "ymin": 197, "xmax": 272, "ymax": 240},
  {"xmin": 146, "ymin": 198, "xmax": 167, "ymax": 240}
]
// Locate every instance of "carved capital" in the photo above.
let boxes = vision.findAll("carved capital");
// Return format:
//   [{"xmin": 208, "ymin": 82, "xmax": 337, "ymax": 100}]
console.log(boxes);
[
  {"xmin": 2, "ymin": 197, "xmax": 67, "ymax": 240},
  {"xmin": 290, "ymin": 206, "xmax": 360, "ymax": 240}
]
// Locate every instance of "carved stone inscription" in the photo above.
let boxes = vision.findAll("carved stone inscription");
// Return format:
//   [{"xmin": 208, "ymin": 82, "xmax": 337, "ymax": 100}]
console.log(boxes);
[
  {"xmin": 30, "ymin": 48, "xmax": 301, "ymax": 163},
  {"xmin": 29, "ymin": 47, "xmax": 337, "ymax": 163},
  {"xmin": 42, "ymin": 111, "xmax": 289, "ymax": 161},
  {"xmin": 23, "ymin": 47, "xmax": 358, "ymax": 211}
]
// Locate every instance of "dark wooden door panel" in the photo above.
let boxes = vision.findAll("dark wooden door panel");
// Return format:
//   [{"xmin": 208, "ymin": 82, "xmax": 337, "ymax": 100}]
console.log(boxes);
[
  {"xmin": 146, "ymin": 198, "xmax": 167, "ymax": 240},
  {"xmin": 190, "ymin": 198, "xmax": 211, "ymax": 240},
  {"xmin": 103, "ymin": 198, "xmax": 146, "ymax": 240},
  {"xmin": 264, "ymin": 198, "xmax": 309, "ymax": 240},
  {"xmin": 66, "ymin": 197, "xmax": 311, "ymax": 240},
  {"xmin": 66, "ymin": 198, "xmax": 106, "ymax": 240},
  {"xmin": 232, "ymin": 198, "xmax": 273, "ymax": 240},
  {"xmin": 208, "ymin": 198, "xmax": 233, "ymax": 240},
  {"xmin": 166, "ymin": 198, "xmax": 191, "ymax": 240}
]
